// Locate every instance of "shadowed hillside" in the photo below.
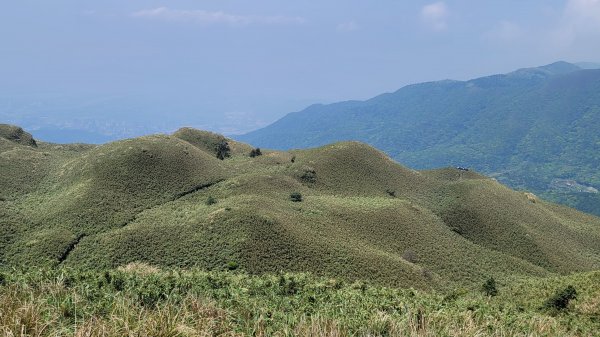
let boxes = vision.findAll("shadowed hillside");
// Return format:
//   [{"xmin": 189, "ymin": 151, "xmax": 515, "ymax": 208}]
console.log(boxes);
[{"xmin": 1, "ymin": 125, "xmax": 599, "ymax": 289}]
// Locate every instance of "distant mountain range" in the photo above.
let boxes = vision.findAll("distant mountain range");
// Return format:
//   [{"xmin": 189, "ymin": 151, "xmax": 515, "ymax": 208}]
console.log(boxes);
[
  {"xmin": 576, "ymin": 62, "xmax": 600, "ymax": 69},
  {"xmin": 238, "ymin": 61, "xmax": 600, "ymax": 215}
]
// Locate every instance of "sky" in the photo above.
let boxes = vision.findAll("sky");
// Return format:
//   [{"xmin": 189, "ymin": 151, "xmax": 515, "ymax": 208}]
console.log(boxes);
[{"xmin": 1, "ymin": 0, "xmax": 600, "ymax": 141}]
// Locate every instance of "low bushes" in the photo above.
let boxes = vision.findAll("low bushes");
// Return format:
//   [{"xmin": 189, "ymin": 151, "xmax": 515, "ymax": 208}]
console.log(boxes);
[
  {"xmin": 249, "ymin": 148, "xmax": 262, "ymax": 157},
  {"xmin": 482, "ymin": 277, "xmax": 498, "ymax": 297},
  {"xmin": 544, "ymin": 285, "xmax": 577, "ymax": 311}
]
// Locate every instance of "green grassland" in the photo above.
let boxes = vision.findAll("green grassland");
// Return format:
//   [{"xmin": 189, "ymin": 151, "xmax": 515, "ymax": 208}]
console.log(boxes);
[
  {"xmin": 2, "ymin": 124, "xmax": 600, "ymax": 335},
  {"xmin": 1, "ymin": 124, "xmax": 599, "ymax": 292},
  {"xmin": 0, "ymin": 265, "xmax": 598, "ymax": 336}
]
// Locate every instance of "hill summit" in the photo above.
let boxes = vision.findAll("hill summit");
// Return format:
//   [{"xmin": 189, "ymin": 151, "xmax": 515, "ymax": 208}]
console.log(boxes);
[
  {"xmin": 1, "ymin": 125, "xmax": 599, "ymax": 289},
  {"xmin": 0, "ymin": 123, "xmax": 37, "ymax": 147}
]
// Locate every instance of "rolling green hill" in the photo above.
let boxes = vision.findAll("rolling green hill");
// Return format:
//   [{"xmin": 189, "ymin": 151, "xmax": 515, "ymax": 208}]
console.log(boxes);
[
  {"xmin": 1, "ymin": 124, "xmax": 599, "ymax": 291},
  {"xmin": 238, "ymin": 62, "xmax": 600, "ymax": 216}
]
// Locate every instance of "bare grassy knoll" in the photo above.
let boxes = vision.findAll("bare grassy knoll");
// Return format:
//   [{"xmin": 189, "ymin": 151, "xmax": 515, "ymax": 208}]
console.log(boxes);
[{"xmin": 1, "ymin": 125, "xmax": 599, "ymax": 290}]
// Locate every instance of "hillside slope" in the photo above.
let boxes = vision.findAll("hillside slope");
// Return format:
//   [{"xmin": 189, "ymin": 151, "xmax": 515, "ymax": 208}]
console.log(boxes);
[
  {"xmin": 1, "ymin": 125, "xmax": 599, "ymax": 289},
  {"xmin": 237, "ymin": 62, "xmax": 600, "ymax": 216}
]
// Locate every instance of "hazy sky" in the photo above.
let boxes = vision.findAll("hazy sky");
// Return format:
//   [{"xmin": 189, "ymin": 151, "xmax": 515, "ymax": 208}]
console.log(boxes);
[{"xmin": 1, "ymin": 0, "xmax": 600, "ymax": 138}]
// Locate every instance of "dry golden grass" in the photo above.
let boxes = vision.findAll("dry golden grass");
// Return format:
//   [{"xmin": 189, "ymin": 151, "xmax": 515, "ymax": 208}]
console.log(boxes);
[
  {"xmin": 117, "ymin": 262, "xmax": 161, "ymax": 275},
  {"xmin": 2, "ymin": 268, "xmax": 598, "ymax": 336},
  {"xmin": 1, "ymin": 289, "xmax": 238, "ymax": 337}
]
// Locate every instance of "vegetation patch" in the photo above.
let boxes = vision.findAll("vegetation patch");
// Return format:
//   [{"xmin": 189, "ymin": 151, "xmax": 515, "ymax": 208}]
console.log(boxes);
[
  {"xmin": 249, "ymin": 147, "xmax": 262, "ymax": 157},
  {"xmin": 545, "ymin": 285, "xmax": 578, "ymax": 311},
  {"xmin": 290, "ymin": 192, "xmax": 303, "ymax": 202}
]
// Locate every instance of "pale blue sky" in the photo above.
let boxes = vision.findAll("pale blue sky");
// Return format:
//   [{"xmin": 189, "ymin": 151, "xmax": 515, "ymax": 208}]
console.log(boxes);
[{"xmin": 1, "ymin": 1, "xmax": 599, "ymax": 140}]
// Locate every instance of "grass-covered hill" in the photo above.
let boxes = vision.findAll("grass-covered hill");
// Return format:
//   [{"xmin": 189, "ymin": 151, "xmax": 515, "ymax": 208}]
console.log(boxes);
[
  {"xmin": 1, "ymin": 125, "xmax": 600, "ymax": 290},
  {"xmin": 237, "ymin": 62, "xmax": 600, "ymax": 216}
]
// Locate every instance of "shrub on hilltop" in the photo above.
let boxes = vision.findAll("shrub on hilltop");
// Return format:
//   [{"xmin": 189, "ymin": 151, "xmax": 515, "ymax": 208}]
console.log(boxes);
[
  {"xmin": 216, "ymin": 141, "xmax": 231, "ymax": 160},
  {"xmin": 249, "ymin": 148, "xmax": 262, "ymax": 157}
]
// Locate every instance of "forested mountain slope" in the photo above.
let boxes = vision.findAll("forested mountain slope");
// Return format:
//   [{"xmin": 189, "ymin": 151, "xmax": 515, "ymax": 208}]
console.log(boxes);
[{"xmin": 238, "ymin": 62, "xmax": 600, "ymax": 215}]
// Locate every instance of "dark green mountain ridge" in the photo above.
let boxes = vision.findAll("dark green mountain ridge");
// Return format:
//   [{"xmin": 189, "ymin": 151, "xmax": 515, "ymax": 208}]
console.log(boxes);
[
  {"xmin": 238, "ymin": 61, "xmax": 600, "ymax": 216},
  {"xmin": 1, "ymin": 124, "xmax": 599, "ymax": 290}
]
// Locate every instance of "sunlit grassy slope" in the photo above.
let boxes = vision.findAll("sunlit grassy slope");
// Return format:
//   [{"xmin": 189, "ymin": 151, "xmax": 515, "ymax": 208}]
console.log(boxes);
[{"xmin": 1, "ymin": 125, "xmax": 599, "ymax": 289}]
